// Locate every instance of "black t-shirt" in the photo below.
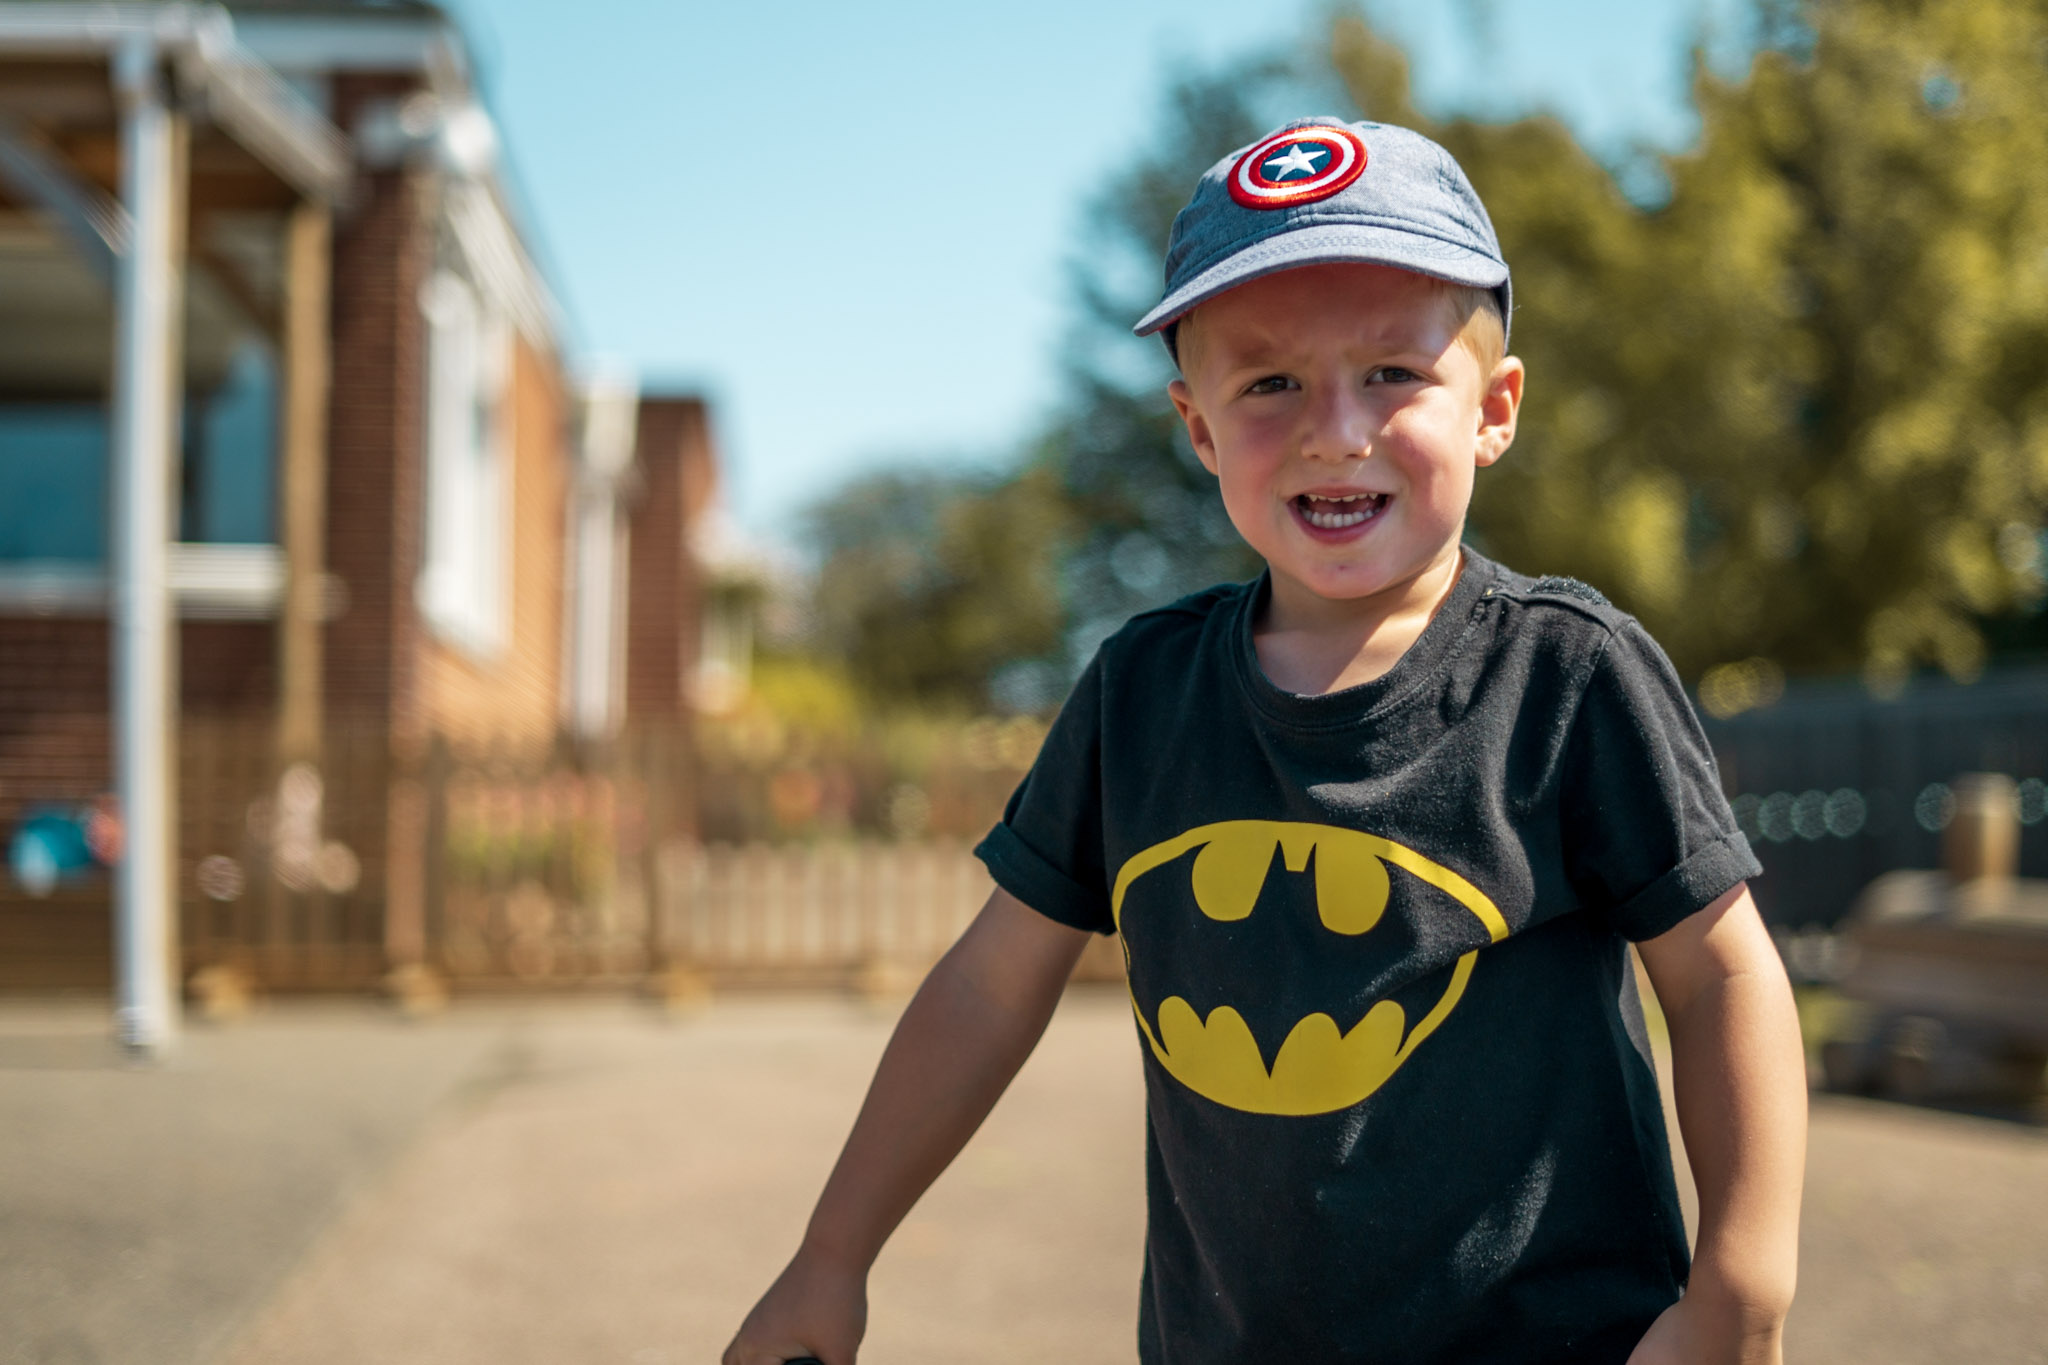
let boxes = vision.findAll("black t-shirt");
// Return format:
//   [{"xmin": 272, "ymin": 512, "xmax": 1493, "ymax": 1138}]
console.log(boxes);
[{"xmin": 974, "ymin": 550, "xmax": 1761, "ymax": 1365}]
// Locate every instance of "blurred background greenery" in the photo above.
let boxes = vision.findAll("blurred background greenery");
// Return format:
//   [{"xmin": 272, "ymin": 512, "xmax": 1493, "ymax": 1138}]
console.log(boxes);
[{"xmin": 769, "ymin": 0, "xmax": 2048, "ymax": 744}]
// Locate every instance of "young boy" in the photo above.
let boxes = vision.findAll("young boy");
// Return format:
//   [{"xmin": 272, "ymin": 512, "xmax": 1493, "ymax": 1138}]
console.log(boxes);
[{"xmin": 726, "ymin": 118, "xmax": 1807, "ymax": 1365}]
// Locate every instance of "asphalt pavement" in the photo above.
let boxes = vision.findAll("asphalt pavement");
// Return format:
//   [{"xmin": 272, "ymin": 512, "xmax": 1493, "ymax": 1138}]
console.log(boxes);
[{"xmin": 3, "ymin": 991, "xmax": 2045, "ymax": 1365}]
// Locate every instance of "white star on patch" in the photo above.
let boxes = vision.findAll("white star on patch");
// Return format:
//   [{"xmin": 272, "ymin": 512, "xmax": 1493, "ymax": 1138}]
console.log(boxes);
[{"xmin": 1262, "ymin": 143, "xmax": 1328, "ymax": 180}]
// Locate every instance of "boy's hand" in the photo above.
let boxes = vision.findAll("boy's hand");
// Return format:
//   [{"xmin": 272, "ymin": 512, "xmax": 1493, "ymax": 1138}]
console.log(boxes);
[
  {"xmin": 1625, "ymin": 1290, "xmax": 1784, "ymax": 1365},
  {"xmin": 722, "ymin": 1249, "xmax": 867, "ymax": 1365}
]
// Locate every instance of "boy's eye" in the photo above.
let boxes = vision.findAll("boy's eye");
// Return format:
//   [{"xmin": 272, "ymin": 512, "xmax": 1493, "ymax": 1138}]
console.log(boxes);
[
  {"xmin": 1368, "ymin": 366, "xmax": 1421, "ymax": 385},
  {"xmin": 1245, "ymin": 374, "xmax": 1295, "ymax": 395}
]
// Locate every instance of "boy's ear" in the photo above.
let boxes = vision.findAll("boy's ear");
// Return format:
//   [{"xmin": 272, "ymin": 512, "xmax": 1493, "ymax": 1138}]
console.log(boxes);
[
  {"xmin": 1474, "ymin": 355, "xmax": 1524, "ymax": 468},
  {"xmin": 1169, "ymin": 378, "xmax": 1222, "ymax": 476}
]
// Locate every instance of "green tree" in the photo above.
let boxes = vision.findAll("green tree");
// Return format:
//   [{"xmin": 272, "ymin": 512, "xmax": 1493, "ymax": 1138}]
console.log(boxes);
[
  {"xmin": 1330, "ymin": 1, "xmax": 2048, "ymax": 684},
  {"xmin": 803, "ymin": 466, "xmax": 1073, "ymax": 712},
  {"xmin": 1043, "ymin": 62, "xmax": 1300, "ymax": 648},
  {"xmin": 786, "ymin": 64, "xmax": 1293, "ymax": 713},
  {"xmin": 799, "ymin": 0, "xmax": 2048, "ymax": 702}
]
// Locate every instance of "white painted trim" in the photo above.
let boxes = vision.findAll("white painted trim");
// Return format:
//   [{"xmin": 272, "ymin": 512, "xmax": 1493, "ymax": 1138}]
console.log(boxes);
[
  {"xmin": 0, "ymin": 545, "xmax": 286, "ymax": 620},
  {"xmin": 0, "ymin": 5, "xmax": 558, "ymax": 352},
  {"xmin": 417, "ymin": 269, "xmax": 512, "ymax": 659},
  {"xmin": 445, "ymin": 177, "xmax": 559, "ymax": 351},
  {"xmin": 167, "ymin": 542, "xmax": 287, "ymax": 618},
  {"xmin": 0, "ymin": 3, "xmax": 351, "ymax": 204},
  {"xmin": 230, "ymin": 16, "xmax": 459, "ymax": 78},
  {"xmin": 564, "ymin": 375, "xmax": 637, "ymax": 737},
  {"xmin": 0, "ymin": 562, "xmax": 107, "ymax": 615},
  {"xmin": 178, "ymin": 26, "xmax": 351, "ymax": 202}
]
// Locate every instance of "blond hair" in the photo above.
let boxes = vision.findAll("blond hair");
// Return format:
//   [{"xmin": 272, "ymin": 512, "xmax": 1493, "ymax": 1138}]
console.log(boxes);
[{"xmin": 1170, "ymin": 276, "xmax": 1506, "ymax": 374}]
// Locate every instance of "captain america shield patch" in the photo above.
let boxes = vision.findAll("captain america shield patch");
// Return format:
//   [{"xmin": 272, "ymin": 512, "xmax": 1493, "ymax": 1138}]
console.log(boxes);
[{"xmin": 1228, "ymin": 125, "xmax": 1367, "ymax": 209}]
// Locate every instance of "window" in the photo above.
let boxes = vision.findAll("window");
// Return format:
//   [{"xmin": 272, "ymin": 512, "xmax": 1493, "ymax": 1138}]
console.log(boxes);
[
  {"xmin": 1, "ymin": 336, "xmax": 277, "ymax": 564},
  {"xmin": 0, "ymin": 404, "xmax": 107, "ymax": 562},
  {"xmin": 181, "ymin": 337, "xmax": 277, "ymax": 545},
  {"xmin": 0, "ymin": 210, "xmax": 280, "ymax": 617},
  {"xmin": 418, "ymin": 268, "xmax": 511, "ymax": 656}
]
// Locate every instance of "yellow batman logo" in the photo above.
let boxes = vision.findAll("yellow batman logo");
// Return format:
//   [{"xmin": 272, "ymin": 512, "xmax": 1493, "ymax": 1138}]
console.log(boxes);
[{"xmin": 1112, "ymin": 820, "xmax": 1509, "ymax": 1116}]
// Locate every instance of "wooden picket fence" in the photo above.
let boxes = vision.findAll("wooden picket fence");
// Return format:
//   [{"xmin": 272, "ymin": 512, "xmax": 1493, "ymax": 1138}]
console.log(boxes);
[
  {"xmin": 437, "ymin": 838, "xmax": 1123, "ymax": 991},
  {"xmin": 179, "ymin": 718, "xmax": 394, "ymax": 992},
  {"xmin": 7, "ymin": 716, "xmax": 1122, "ymax": 996},
  {"xmin": 654, "ymin": 840, "xmax": 988, "ymax": 987}
]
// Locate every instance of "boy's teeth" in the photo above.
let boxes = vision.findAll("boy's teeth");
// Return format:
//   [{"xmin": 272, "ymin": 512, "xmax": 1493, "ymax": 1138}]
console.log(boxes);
[{"xmin": 1297, "ymin": 492, "xmax": 1386, "ymax": 529}]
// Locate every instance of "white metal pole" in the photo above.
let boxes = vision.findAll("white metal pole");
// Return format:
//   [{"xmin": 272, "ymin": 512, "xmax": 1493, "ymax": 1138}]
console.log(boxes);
[
  {"xmin": 573, "ymin": 481, "xmax": 617, "ymax": 738},
  {"xmin": 109, "ymin": 34, "xmax": 179, "ymax": 1055}
]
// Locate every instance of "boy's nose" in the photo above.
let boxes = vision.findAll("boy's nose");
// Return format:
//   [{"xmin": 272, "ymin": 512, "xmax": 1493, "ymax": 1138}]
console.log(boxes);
[{"xmin": 1300, "ymin": 388, "xmax": 1373, "ymax": 463}]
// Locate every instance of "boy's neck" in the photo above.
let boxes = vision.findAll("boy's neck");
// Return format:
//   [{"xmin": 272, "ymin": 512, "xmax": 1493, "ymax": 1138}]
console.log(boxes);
[{"xmin": 1252, "ymin": 545, "xmax": 1467, "ymax": 696}]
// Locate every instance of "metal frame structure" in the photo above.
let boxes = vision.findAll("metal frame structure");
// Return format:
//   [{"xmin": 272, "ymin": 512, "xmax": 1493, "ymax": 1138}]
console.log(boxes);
[{"xmin": 0, "ymin": 2, "xmax": 350, "ymax": 1055}]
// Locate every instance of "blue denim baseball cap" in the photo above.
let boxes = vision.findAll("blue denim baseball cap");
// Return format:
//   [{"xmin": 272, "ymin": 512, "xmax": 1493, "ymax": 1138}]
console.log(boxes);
[{"xmin": 1134, "ymin": 118, "xmax": 1511, "ymax": 348}]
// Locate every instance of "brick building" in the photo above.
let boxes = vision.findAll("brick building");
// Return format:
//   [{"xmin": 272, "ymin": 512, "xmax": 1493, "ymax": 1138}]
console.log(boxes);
[{"xmin": 0, "ymin": 2, "xmax": 725, "ymax": 1025}]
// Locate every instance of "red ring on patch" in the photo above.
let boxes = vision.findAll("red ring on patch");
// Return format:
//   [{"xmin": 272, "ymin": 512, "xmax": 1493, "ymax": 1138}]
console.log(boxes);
[{"xmin": 1228, "ymin": 126, "xmax": 1367, "ymax": 210}]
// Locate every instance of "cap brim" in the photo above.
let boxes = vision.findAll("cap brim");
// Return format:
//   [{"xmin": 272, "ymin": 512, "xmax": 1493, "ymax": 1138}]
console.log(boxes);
[{"xmin": 1133, "ymin": 222, "xmax": 1510, "ymax": 337}]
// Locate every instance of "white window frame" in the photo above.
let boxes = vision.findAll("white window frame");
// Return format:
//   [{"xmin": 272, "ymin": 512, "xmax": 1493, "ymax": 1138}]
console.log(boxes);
[{"xmin": 417, "ymin": 268, "xmax": 512, "ymax": 658}]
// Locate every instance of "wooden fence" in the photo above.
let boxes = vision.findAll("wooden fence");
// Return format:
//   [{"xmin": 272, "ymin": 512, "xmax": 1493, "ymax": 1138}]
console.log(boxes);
[
  {"xmin": 1, "ymin": 716, "xmax": 394, "ymax": 992},
  {"xmin": 654, "ymin": 840, "xmax": 1124, "ymax": 988},
  {"xmin": 662, "ymin": 841, "xmax": 973, "ymax": 986},
  {"xmin": 425, "ymin": 834, "xmax": 1122, "ymax": 992},
  {"xmin": 179, "ymin": 719, "xmax": 394, "ymax": 991},
  {"xmin": 6, "ymin": 717, "xmax": 1122, "ymax": 997}
]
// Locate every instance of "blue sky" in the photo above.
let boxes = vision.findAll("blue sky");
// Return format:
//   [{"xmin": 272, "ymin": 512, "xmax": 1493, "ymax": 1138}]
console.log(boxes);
[{"xmin": 447, "ymin": 0, "xmax": 1746, "ymax": 544}]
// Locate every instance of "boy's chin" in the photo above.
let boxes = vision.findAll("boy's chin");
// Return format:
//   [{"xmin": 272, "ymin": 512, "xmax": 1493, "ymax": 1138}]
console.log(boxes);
[
  {"xmin": 1268, "ymin": 549, "xmax": 1461, "ymax": 609},
  {"xmin": 1271, "ymin": 566, "xmax": 1408, "ymax": 607}
]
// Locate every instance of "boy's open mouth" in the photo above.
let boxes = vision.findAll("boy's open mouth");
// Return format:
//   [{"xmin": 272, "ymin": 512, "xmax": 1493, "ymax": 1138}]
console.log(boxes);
[{"xmin": 1294, "ymin": 491, "xmax": 1388, "ymax": 531}]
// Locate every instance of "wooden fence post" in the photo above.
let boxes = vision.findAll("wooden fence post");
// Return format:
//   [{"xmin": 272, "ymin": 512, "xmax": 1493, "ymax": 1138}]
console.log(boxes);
[{"xmin": 382, "ymin": 736, "xmax": 448, "ymax": 1012}]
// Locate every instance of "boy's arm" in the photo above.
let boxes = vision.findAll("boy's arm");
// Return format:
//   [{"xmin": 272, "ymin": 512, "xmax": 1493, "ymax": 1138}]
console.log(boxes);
[
  {"xmin": 1630, "ymin": 882, "xmax": 1806, "ymax": 1365},
  {"xmin": 723, "ymin": 887, "xmax": 1092, "ymax": 1365}
]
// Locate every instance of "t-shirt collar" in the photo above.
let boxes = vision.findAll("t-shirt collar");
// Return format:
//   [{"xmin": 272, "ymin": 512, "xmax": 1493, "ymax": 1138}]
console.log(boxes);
[{"xmin": 1230, "ymin": 546, "xmax": 1499, "ymax": 729}]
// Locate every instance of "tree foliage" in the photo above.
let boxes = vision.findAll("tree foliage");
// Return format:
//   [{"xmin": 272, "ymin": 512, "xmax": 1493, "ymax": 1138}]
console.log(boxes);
[
  {"xmin": 802, "ymin": 466, "xmax": 1072, "ymax": 712},
  {"xmin": 795, "ymin": 64, "xmax": 1295, "ymax": 711},
  {"xmin": 1329, "ymin": 0, "xmax": 2048, "ymax": 683},
  {"xmin": 797, "ymin": 0, "xmax": 2048, "ymax": 709},
  {"xmin": 1043, "ymin": 64, "xmax": 1298, "ymax": 646}
]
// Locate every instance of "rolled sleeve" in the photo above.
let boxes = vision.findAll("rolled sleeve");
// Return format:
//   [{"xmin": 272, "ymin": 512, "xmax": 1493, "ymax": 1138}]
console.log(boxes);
[
  {"xmin": 974, "ymin": 822, "xmax": 1112, "ymax": 935},
  {"xmin": 1560, "ymin": 622, "xmax": 1763, "ymax": 941},
  {"xmin": 1603, "ymin": 828, "xmax": 1761, "ymax": 942},
  {"xmin": 973, "ymin": 653, "xmax": 1115, "ymax": 936}
]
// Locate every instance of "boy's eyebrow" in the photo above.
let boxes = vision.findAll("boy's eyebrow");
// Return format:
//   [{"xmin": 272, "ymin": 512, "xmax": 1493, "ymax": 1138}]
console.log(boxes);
[{"xmin": 1204, "ymin": 328, "xmax": 1451, "ymax": 370}]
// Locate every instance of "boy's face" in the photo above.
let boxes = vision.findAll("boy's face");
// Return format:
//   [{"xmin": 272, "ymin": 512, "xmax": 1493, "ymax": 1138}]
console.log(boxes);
[{"xmin": 1169, "ymin": 263, "xmax": 1522, "ymax": 618}]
